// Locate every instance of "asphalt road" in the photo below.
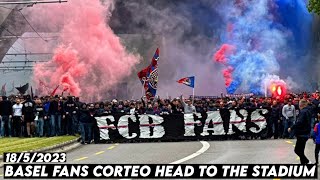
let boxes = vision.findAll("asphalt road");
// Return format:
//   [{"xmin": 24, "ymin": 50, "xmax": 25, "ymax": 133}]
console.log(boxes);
[
  {"xmin": 0, "ymin": 139, "xmax": 319, "ymax": 179},
  {"xmin": 66, "ymin": 139, "xmax": 315, "ymax": 164}
]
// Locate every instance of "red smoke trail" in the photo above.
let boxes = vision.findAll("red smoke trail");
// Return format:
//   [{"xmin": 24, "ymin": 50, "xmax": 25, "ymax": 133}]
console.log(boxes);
[
  {"xmin": 31, "ymin": 0, "xmax": 140, "ymax": 101},
  {"xmin": 223, "ymin": 67, "xmax": 234, "ymax": 87},
  {"xmin": 214, "ymin": 44, "xmax": 235, "ymax": 87}
]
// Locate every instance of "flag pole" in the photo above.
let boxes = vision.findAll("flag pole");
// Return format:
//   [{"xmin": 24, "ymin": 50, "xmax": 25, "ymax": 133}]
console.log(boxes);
[
  {"xmin": 192, "ymin": 77, "xmax": 195, "ymax": 105},
  {"xmin": 193, "ymin": 77, "xmax": 196, "ymax": 104},
  {"xmin": 192, "ymin": 87, "xmax": 195, "ymax": 105},
  {"xmin": 264, "ymin": 81, "xmax": 267, "ymax": 97},
  {"xmin": 141, "ymin": 82, "xmax": 145, "ymax": 98}
]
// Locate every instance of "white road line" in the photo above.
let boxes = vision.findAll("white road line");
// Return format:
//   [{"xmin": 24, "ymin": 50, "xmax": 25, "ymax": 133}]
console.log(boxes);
[
  {"xmin": 170, "ymin": 141, "xmax": 210, "ymax": 164},
  {"xmin": 120, "ymin": 141, "xmax": 210, "ymax": 180}
]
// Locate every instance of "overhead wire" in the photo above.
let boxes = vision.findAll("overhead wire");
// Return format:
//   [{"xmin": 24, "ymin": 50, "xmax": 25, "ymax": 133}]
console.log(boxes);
[
  {"xmin": 3, "ymin": 28, "xmax": 31, "ymax": 53},
  {"xmin": 0, "ymin": 1, "xmax": 63, "ymax": 73},
  {"xmin": 0, "ymin": 6, "xmax": 15, "ymax": 10},
  {"xmin": 17, "ymin": 10, "xmax": 47, "ymax": 43}
]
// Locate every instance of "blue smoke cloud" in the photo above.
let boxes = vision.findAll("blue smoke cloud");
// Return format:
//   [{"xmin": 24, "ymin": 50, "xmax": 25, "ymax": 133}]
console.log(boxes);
[
  {"xmin": 216, "ymin": 0, "xmax": 313, "ymax": 94},
  {"xmin": 275, "ymin": 0, "xmax": 312, "ymax": 53}
]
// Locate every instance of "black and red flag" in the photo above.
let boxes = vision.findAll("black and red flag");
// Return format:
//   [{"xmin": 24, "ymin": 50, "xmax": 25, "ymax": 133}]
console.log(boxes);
[
  {"xmin": 137, "ymin": 48, "xmax": 159, "ymax": 99},
  {"xmin": 50, "ymin": 85, "xmax": 60, "ymax": 97}
]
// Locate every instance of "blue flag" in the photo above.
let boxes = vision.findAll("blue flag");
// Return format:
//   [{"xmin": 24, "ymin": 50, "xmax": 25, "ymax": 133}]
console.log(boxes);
[{"xmin": 177, "ymin": 76, "xmax": 195, "ymax": 88}]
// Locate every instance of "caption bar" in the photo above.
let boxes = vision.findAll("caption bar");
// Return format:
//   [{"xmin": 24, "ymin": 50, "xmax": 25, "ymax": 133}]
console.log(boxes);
[
  {"xmin": 3, "ymin": 153, "xmax": 67, "ymax": 163},
  {"xmin": 4, "ymin": 164, "xmax": 317, "ymax": 179}
]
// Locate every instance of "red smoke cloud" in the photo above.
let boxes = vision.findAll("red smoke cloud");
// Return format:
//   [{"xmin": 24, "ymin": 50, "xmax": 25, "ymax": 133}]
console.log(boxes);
[
  {"xmin": 214, "ymin": 44, "xmax": 235, "ymax": 64},
  {"xmin": 214, "ymin": 44, "xmax": 235, "ymax": 87},
  {"xmin": 32, "ymin": 0, "xmax": 140, "ymax": 100}
]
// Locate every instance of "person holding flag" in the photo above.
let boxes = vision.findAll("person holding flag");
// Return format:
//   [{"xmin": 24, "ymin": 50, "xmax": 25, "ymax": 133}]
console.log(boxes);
[
  {"xmin": 177, "ymin": 76, "xmax": 196, "ymax": 114},
  {"xmin": 180, "ymin": 94, "xmax": 196, "ymax": 114}
]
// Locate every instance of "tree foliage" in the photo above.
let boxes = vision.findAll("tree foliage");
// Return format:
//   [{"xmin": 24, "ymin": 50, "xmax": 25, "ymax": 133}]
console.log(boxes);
[{"xmin": 308, "ymin": 0, "xmax": 320, "ymax": 15}]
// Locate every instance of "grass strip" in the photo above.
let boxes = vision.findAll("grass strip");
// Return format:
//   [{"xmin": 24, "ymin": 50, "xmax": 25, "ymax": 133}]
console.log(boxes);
[{"xmin": 0, "ymin": 136, "xmax": 77, "ymax": 154}]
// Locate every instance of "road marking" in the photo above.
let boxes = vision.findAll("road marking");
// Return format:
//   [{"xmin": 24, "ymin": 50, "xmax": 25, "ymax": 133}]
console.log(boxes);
[
  {"xmin": 273, "ymin": 179, "xmax": 281, "ymax": 180},
  {"xmin": 95, "ymin": 151, "xmax": 105, "ymax": 155},
  {"xmin": 284, "ymin": 141, "xmax": 298, "ymax": 162},
  {"xmin": 170, "ymin": 141, "xmax": 210, "ymax": 164},
  {"xmin": 0, "ymin": 174, "xmax": 3, "ymax": 177},
  {"xmin": 115, "ymin": 143, "xmax": 119, "ymax": 146},
  {"xmin": 75, "ymin": 157, "xmax": 88, "ymax": 161},
  {"xmin": 108, "ymin": 146, "xmax": 116, "ymax": 150}
]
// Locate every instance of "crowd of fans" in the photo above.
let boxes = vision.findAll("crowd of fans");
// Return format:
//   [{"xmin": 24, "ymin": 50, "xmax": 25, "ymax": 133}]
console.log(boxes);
[{"xmin": 0, "ymin": 91, "xmax": 319, "ymax": 144}]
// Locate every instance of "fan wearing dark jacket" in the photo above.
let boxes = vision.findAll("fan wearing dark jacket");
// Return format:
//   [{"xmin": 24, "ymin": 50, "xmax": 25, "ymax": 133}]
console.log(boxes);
[
  {"xmin": 289, "ymin": 99, "xmax": 312, "ymax": 164},
  {"xmin": 0, "ymin": 96, "xmax": 12, "ymax": 137},
  {"xmin": 22, "ymin": 95, "xmax": 36, "ymax": 137},
  {"xmin": 79, "ymin": 103, "xmax": 93, "ymax": 144}
]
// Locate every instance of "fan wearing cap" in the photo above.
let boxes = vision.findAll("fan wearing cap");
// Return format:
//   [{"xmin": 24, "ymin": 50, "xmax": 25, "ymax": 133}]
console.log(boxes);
[{"xmin": 111, "ymin": 99, "xmax": 119, "ymax": 113}]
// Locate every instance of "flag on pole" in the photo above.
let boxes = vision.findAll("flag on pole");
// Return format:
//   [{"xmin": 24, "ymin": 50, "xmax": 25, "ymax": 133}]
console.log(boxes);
[
  {"xmin": 16, "ymin": 83, "xmax": 29, "ymax": 95},
  {"xmin": 177, "ymin": 76, "xmax": 195, "ymax": 104},
  {"xmin": 177, "ymin": 76, "xmax": 195, "ymax": 88},
  {"xmin": 61, "ymin": 86, "xmax": 69, "ymax": 96},
  {"xmin": 137, "ymin": 48, "xmax": 159, "ymax": 99},
  {"xmin": 63, "ymin": 86, "xmax": 69, "ymax": 92},
  {"xmin": 50, "ymin": 85, "xmax": 60, "ymax": 97},
  {"xmin": 31, "ymin": 86, "xmax": 34, "ymax": 99},
  {"xmin": 1, "ymin": 83, "xmax": 6, "ymax": 96}
]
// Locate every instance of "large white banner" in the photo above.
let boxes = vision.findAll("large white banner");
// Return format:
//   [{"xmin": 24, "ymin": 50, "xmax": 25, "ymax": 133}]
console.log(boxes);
[{"xmin": 96, "ymin": 109, "xmax": 268, "ymax": 141}]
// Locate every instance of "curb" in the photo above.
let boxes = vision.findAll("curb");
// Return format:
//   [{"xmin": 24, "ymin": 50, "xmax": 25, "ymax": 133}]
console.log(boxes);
[
  {"xmin": 33, "ymin": 138, "xmax": 79, "ymax": 152},
  {"xmin": 0, "ymin": 138, "xmax": 81, "ymax": 168}
]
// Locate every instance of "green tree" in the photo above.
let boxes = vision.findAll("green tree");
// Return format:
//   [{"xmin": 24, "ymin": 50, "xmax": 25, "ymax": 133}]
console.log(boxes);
[{"xmin": 308, "ymin": 0, "xmax": 320, "ymax": 15}]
